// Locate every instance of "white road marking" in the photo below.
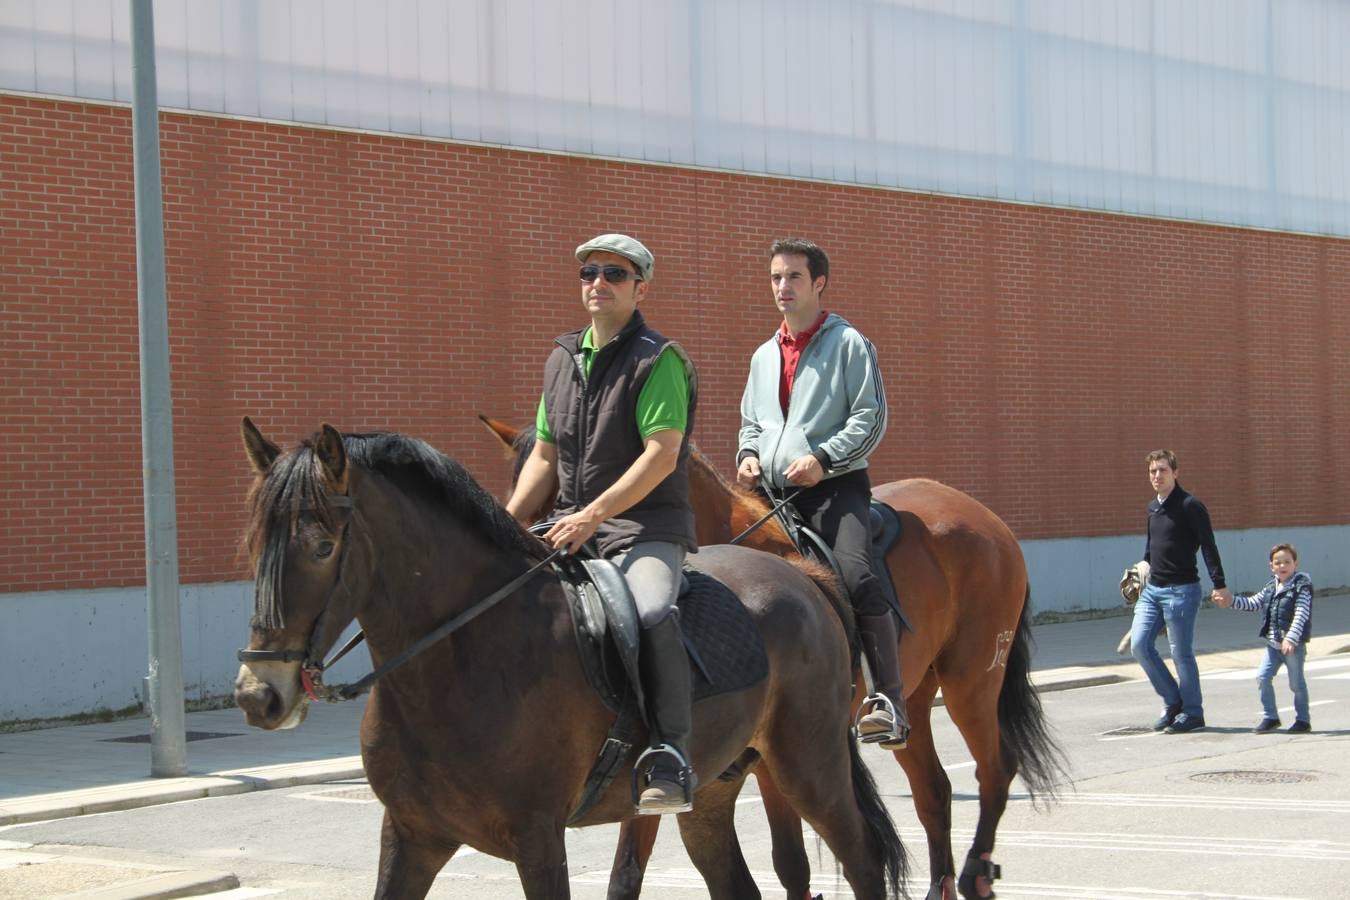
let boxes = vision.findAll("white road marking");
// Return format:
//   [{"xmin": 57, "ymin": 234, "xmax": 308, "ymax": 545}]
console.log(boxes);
[
  {"xmin": 976, "ymin": 883, "xmax": 1300, "ymax": 899},
  {"xmin": 1278, "ymin": 699, "xmax": 1336, "ymax": 714},
  {"xmin": 286, "ymin": 793, "xmax": 378, "ymax": 804},
  {"xmin": 1034, "ymin": 792, "xmax": 1350, "ymax": 816}
]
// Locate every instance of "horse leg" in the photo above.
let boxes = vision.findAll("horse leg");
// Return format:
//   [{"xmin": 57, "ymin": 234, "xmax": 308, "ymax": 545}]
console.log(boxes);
[
  {"xmin": 373, "ymin": 810, "xmax": 459, "ymax": 900},
  {"xmin": 895, "ymin": 671, "xmax": 957, "ymax": 900},
  {"xmin": 514, "ymin": 822, "xmax": 572, "ymax": 900},
  {"xmin": 757, "ymin": 765, "xmax": 817, "ymax": 900},
  {"xmin": 674, "ymin": 777, "xmax": 762, "ymax": 900},
  {"xmin": 607, "ymin": 817, "xmax": 660, "ymax": 900},
  {"xmin": 761, "ymin": 729, "xmax": 904, "ymax": 900},
  {"xmin": 942, "ymin": 676, "xmax": 1012, "ymax": 900}
]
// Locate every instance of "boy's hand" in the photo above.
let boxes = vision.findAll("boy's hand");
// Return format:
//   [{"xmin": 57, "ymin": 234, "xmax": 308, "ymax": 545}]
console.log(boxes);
[
  {"xmin": 1281, "ymin": 638, "xmax": 1296, "ymax": 655},
  {"xmin": 1211, "ymin": 588, "xmax": 1232, "ymax": 608}
]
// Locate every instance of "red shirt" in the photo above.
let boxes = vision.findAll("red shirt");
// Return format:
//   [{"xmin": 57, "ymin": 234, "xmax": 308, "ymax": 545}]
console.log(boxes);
[{"xmin": 777, "ymin": 311, "xmax": 829, "ymax": 415}]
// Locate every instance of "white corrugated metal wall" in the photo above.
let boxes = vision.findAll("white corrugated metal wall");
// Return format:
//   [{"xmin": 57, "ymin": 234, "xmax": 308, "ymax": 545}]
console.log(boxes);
[{"xmin": 2, "ymin": 0, "xmax": 1347, "ymax": 234}]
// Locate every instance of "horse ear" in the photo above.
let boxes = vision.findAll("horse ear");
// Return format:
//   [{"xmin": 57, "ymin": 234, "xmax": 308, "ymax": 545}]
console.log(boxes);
[
  {"xmin": 241, "ymin": 416, "xmax": 281, "ymax": 474},
  {"xmin": 316, "ymin": 423, "xmax": 349, "ymax": 493},
  {"xmin": 478, "ymin": 414, "xmax": 521, "ymax": 457}
]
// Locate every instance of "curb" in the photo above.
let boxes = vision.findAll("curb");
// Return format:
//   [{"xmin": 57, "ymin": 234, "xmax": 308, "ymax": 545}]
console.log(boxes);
[
  {"xmin": 1032, "ymin": 668, "xmax": 1131, "ymax": 693},
  {"xmin": 0, "ymin": 757, "xmax": 364, "ymax": 827},
  {"xmin": 64, "ymin": 869, "xmax": 240, "ymax": 899}
]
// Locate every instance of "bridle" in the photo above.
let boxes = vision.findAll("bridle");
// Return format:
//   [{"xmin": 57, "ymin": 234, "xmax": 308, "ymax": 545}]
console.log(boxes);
[
  {"xmin": 236, "ymin": 491, "xmax": 562, "ymax": 702},
  {"xmin": 236, "ymin": 493, "xmax": 359, "ymax": 700}
]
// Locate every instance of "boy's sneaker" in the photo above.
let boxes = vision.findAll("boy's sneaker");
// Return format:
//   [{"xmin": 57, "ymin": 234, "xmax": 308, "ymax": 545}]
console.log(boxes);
[
  {"xmin": 1165, "ymin": 713, "xmax": 1206, "ymax": 734},
  {"xmin": 1252, "ymin": 717, "xmax": 1281, "ymax": 733},
  {"xmin": 1286, "ymin": 720, "xmax": 1311, "ymax": 734}
]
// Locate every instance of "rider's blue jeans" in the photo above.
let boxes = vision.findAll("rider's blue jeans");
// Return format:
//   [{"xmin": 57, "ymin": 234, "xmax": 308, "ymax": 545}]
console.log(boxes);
[
  {"xmin": 1257, "ymin": 640, "xmax": 1310, "ymax": 724},
  {"xmin": 1131, "ymin": 581, "xmax": 1203, "ymax": 718}
]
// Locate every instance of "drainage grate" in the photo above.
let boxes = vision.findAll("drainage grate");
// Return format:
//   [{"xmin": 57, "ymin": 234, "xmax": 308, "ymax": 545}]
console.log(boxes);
[
  {"xmin": 101, "ymin": 731, "xmax": 242, "ymax": 744},
  {"xmin": 1102, "ymin": 725, "xmax": 1155, "ymax": 736},
  {"xmin": 1190, "ymin": 770, "xmax": 1318, "ymax": 785}
]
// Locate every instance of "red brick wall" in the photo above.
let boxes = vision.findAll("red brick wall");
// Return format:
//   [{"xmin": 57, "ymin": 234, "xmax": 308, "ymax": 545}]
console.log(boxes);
[{"xmin": 3, "ymin": 93, "xmax": 1348, "ymax": 593}]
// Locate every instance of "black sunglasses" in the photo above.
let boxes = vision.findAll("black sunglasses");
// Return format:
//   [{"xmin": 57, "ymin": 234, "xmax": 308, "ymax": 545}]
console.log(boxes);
[{"xmin": 579, "ymin": 264, "xmax": 641, "ymax": 284}]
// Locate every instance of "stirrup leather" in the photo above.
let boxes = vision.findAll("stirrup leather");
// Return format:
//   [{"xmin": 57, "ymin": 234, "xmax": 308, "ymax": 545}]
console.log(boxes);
[{"xmin": 632, "ymin": 743, "xmax": 694, "ymax": 814}]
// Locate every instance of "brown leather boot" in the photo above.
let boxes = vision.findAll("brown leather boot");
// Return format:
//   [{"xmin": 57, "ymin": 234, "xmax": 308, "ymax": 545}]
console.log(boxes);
[
  {"xmin": 856, "ymin": 612, "xmax": 910, "ymax": 749},
  {"xmin": 635, "ymin": 610, "xmax": 696, "ymax": 814}
]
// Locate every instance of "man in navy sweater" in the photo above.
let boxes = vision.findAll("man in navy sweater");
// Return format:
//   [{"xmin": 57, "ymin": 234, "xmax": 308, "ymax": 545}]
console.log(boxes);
[{"xmin": 1132, "ymin": 450, "xmax": 1231, "ymax": 734}]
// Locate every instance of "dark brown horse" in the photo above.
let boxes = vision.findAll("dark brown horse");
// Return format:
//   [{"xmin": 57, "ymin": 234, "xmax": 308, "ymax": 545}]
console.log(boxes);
[
  {"xmin": 233, "ymin": 419, "xmax": 906, "ymax": 899},
  {"xmin": 482, "ymin": 416, "xmax": 1065, "ymax": 900}
]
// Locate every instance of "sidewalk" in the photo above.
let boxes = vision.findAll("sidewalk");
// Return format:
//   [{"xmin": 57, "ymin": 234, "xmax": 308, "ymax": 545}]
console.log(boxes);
[{"xmin": 2, "ymin": 596, "xmax": 1347, "ymax": 895}]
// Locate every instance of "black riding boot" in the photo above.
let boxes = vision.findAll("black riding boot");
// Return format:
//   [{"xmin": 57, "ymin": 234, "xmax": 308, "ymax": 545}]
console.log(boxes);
[
  {"xmin": 857, "ymin": 612, "xmax": 911, "ymax": 749},
  {"xmin": 635, "ymin": 609, "xmax": 696, "ymax": 814}
]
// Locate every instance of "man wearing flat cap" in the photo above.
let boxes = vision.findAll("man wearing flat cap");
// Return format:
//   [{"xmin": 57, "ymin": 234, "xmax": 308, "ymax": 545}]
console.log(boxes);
[{"xmin": 507, "ymin": 233, "xmax": 699, "ymax": 814}]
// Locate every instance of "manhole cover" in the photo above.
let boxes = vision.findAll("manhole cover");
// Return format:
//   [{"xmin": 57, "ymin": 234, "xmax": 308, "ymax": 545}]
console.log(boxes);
[
  {"xmin": 102, "ymin": 731, "xmax": 241, "ymax": 744},
  {"xmin": 302, "ymin": 786, "xmax": 379, "ymax": 802},
  {"xmin": 1190, "ymin": 770, "xmax": 1318, "ymax": 785}
]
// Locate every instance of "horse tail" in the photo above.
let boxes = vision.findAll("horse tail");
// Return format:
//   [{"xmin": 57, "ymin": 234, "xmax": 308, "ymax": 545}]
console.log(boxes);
[
  {"xmin": 997, "ymin": 585, "xmax": 1070, "ymax": 802},
  {"xmin": 846, "ymin": 729, "xmax": 907, "ymax": 898}
]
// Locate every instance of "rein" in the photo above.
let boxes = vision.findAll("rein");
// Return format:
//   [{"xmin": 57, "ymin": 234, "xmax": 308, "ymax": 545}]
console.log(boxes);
[
  {"xmin": 330, "ymin": 547, "xmax": 564, "ymax": 700},
  {"xmin": 728, "ymin": 485, "xmax": 801, "ymax": 546},
  {"xmin": 238, "ymin": 492, "xmax": 564, "ymax": 702}
]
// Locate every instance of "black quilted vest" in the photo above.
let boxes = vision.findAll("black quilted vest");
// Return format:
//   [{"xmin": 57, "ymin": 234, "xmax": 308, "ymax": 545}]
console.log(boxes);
[
  {"xmin": 542, "ymin": 310, "xmax": 698, "ymax": 555},
  {"xmin": 1259, "ymin": 573, "xmax": 1313, "ymax": 644}
]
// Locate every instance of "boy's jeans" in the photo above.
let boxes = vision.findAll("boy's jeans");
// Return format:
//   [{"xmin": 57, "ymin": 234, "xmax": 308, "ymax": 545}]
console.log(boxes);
[
  {"xmin": 1131, "ymin": 582, "xmax": 1203, "ymax": 717},
  {"xmin": 1257, "ymin": 641, "xmax": 1309, "ymax": 724}
]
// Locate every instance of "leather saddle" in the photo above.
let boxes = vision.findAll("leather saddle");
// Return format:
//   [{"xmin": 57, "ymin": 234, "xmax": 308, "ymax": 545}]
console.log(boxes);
[
  {"xmin": 553, "ymin": 554, "xmax": 768, "ymax": 822},
  {"xmin": 772, "ymin": 496, "xmax": 909, "ymax": 631}
]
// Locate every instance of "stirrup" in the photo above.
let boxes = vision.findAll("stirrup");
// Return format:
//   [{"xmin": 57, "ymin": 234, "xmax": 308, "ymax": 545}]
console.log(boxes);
[
  {"xmin": 632, "ymin": 743, "xmax": 694, "ymax": 814},
  {"xmin": 856, "ymin": 693, "xmax": 901, "ymax": 743}
]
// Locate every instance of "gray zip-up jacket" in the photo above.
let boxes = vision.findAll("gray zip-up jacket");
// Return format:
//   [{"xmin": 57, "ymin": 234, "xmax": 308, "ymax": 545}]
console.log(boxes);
[{"xmin": 737, "ymin": 313, "xmax": 886, "ymax": 490}]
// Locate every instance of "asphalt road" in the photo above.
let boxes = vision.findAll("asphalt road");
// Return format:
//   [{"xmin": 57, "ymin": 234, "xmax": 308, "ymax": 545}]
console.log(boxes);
[{"xmin": 4, "ymin": 655, "xmax": 1348, "ymax": 899}]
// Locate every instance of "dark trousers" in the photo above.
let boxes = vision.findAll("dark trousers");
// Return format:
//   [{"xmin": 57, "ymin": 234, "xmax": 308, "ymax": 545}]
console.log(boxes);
[{"xmin": 789, "ymin": 469, "xmax": 886, "ymax": 616}]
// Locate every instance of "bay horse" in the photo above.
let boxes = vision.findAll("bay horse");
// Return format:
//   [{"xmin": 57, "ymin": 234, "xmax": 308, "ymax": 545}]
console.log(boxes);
[
  {"xmin": 482, "ymin": 416, "xmax": 1066, "ymax": 900},
  {"xmin": 233, "ymin": 419, "xmax": 906, "ymax": 899}
]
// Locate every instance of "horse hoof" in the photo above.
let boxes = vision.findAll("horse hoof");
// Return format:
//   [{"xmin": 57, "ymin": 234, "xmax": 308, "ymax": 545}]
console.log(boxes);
[{"xmin": 959, "ymin": 857, "xmax": 1000, "ymax": 900}]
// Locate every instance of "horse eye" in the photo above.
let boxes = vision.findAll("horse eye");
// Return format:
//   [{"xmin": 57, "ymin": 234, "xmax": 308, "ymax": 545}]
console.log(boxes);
[{"xmin": 313, "ymin": 540, "xmax": 336, "ymax": 560}]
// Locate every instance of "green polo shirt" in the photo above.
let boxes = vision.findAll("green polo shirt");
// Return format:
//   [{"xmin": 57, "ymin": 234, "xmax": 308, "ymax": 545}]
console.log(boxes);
[{"xmin": 535, "ymin": 327, "xmax": 689, "ymax": 443}]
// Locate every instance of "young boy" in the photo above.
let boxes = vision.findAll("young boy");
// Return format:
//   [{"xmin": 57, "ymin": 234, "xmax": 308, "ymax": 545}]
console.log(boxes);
[{"xmin": 1218, "ymin": 544, "xmax": 1313, "ymax": 733}]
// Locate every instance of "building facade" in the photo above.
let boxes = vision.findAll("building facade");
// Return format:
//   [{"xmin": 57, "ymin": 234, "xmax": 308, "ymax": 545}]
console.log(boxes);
[{"xmin": 2, "ymin": 0, "xmax": 1347, "ymax": 720}]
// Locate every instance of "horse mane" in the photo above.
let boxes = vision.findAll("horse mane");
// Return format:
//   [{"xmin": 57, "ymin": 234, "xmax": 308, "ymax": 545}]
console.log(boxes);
[
  {"xmin": 686, "ymin": 443, "xmax": 797, "ymax": 550},
  {"xmin": 244, "ymin": 431, "xmax": 544, "ymax": 630}
]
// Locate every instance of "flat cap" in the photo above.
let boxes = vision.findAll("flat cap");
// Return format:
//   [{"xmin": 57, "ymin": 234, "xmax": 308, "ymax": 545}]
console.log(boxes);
[{"xmin": 575, "ymin": 233, "xmax": 654, "ymax": 281}]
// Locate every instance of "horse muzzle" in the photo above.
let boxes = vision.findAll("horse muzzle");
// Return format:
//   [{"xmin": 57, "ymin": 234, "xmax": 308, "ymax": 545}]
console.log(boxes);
[{"xmin": 234, "ymin": 660, "xmax": 309, "ymax": 730}]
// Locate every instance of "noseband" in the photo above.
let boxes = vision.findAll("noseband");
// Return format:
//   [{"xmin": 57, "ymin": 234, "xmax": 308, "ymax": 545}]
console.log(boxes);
[{"xmin": 237, "ymin": 491, "xmax": 562, "ymax": 701}]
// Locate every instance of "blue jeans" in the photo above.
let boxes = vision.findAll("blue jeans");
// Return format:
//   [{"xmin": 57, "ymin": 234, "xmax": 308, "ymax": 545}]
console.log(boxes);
[
  {"xmin": 1131, "ymin": 582, "xmax": 1203, "ymax": 717},
  {"xmin": 1257, "ymin": 641, "xmax": 1310, "ymax": 724}
]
